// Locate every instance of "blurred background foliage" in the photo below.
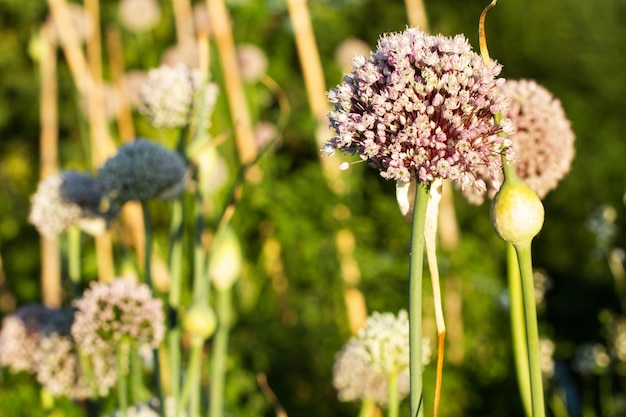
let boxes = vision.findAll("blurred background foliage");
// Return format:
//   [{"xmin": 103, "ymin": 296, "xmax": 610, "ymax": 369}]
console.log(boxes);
[{"xmin": 1, "ymin": 0, "xmax": 626, "ymax": 416}]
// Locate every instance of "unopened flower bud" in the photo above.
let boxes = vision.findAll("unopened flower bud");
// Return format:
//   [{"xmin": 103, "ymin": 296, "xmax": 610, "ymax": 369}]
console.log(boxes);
[
  {"xmin": 208, "ymin": 226, "xmax": 242, "ymax": 291},
  {"xmin": 491, "ymin": 175, "xmax": 544, "ymax": 246},
  {"xmin": 183, "ymin": 304, "xmax": 217, "ymax": 340}
]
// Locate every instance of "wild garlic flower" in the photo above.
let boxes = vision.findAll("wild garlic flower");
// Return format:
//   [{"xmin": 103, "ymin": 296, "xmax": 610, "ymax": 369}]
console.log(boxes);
[
  {"xmin": 107, "ymin": 398, "xmax": 185, "ymax": 417},
  {"xmin": 98, "ymin": 139, "xmax": 187, "ymax": 207},
  {"xmin": 463, "ymin": 79, "xmax": 575, "ymax": 203},
  {"xmin": 139, "ymin": 63, "xmax": 218, "ymax": 129},
  {"xmin": 71, "ymin": 279, "xmax": 165, "ymax": 354},
  {"xmin": 29, "ymin": 171, "xmax": 108, "ymax": 238},
  {"xmin": 326, "ymin": 28, "xmax": 513, "ymax": 191},
  {"xmin": 333, "ymin": 310, "xmax": 431, "ymax": 405}
]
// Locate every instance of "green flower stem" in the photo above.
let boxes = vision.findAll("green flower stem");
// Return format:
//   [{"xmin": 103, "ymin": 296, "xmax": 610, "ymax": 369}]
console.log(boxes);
[
  {"xmin": 409, "ymin": 182, "xmax": 429, "ymax": 417},
  {"xmin": 78, "ymin": 351, "xmax": 98, "ymax": 399},
  {"xmin": 359, "ymin": 398, "xmax": 376, "ymax": 417},
  {"xmin": 514, "ymin": 242, "xmax": 546, "ymax": 417},
  {"xmin": 167, "ymin": 197, "xmax": 184, "ymax": 401},
  {"xmin": 209, "ymin": 286, "xmax": 232, "ymax": 417},
  {"xmin": 141, "ymin": 200, "xmax": 165, "ymax": 417},
  {"xmin": 116, "ymin": 342, "xmax": 130, "ymax": 417},
  {"xmin": 176, "ymin": 337, "xmax": 204, "ymax": 417},
  {"xmin": 387, "ymin": 371, "xmax": 399, "ymax": 417},
  {"xmin": 67, "ymin": 226, "xmax": 81, "ymax": 298},
  {"xmin": 193, "ymin": 190, "xmax": 208, "ymax": 304},
  {"xmin": 358, "ymin": 399, "xmax": 376, "ymax": 417},
  {"xmin": 508, "ymin": 243, "xmax": 531, "ymax": 417}
]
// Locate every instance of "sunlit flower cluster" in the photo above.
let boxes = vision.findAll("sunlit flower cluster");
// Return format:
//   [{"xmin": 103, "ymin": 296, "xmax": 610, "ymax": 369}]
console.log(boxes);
[
  {"xmin": 326, "ymin": 27, "xmax": 513, "ymax": 191},
  {"xmin": 72, "ymin": 279, "xmax": 165, "ymax": 354},
  {"xmin": 29, "ymin": 171, "xmax": 107, "ymax": 238}
]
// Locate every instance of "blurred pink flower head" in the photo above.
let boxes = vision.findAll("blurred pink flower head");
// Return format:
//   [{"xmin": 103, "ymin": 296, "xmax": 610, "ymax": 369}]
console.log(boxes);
[
  {"xmin": 326, "ymin": 28, "xmax": 513, "ymax": 192},
  {"xmin": 236, "ymin": 43, "xmax": 268, "ymax": 82},
  {"xmin": 461, "ymin": 79, "xmax": 575, "ymax": 204}
]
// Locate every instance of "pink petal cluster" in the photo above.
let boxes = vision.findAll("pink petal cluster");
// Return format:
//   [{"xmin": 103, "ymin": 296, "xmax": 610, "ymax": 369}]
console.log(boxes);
[{"xmin": 326, "ymin": 28, "xmax": 513, "ymax": 191}]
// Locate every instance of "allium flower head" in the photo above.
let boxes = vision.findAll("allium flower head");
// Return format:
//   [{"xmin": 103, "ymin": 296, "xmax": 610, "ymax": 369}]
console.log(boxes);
[
  {"xmin": 333, "ymin": 339, "xmax": 409, "ymax": 405},
  {"xmin": 34, "ymin": 332, "xmax": 117, "ymax": 399},
  {"xmin": 462, "ymin": 79, "xmax": 575, "ymax": 204},
  {"xmin": 354, "ymin": 310, "xmax": 410, "ymax": 375},
  {"xmin": 326, "ymin": 28, "xmax": 513, "ymax": 191},
  {"xmin": 501, "ymin": 79, "xmax": 574, "ymax": 198},
  {"xmin": 333, "ymin": 310, "xmax": 431, "ymax": 405},
  {"xmin": 139, "ymin": 63, "xmax": 218, "ymax": 129},
  {"xmin": 0, "ymin": 304, "xmax": 72, "ymax": 373},
  {"xmin": 0, "ymin": 305, "xmax": 115, "ymax": 399},
  {"xmin": 98, "ymin": 139, "xmax": 187, "ymax": 207},
  {"xmin": 71, "ymin": 279, "xmax": 165, "ymax": 353},
  {"xmin": 29, "ymin": 171, "xmax": 108, "ymax": 238}
]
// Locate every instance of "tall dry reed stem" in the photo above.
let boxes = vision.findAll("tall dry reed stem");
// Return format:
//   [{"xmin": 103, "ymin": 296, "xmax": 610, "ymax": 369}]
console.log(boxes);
[
  {"xmin": 404, "ymin": 0, "xmax": 429, "ymax": 29},
  {"xmin": 205, "ymin": 0, "xmax": 258, "ymax": 165},
  {"xmin": 171, "ymin": 0, "xmax": 195, "ymax": 44},
  {"xmin": 38, "ymin": 23, "xmax": 62, "ymax": 307}
]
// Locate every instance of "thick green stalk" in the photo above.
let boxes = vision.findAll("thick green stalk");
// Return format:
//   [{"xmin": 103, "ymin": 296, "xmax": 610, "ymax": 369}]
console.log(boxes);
[
  {"xmin": 116, "ymin": 342, "xmax": 130, "ymax": 417},
  {"xmin": 508, "ymin": 243, "xmax": 531, "ymax": 417},
  {"xmin": 409, "ymin": 182, "xmax": 429, "ymax": 417},
  {"xmin": 515, "ymin": 242, "xmax": 546, "ymax": 417},
  {"xmin": 167, "ymin": 197, "xmax": 184, "ymax": 401},
  {"xmin": 141, "ymin": 200, "xmax": 165, "ymax": 417},
  {"xmin": 388, "ymin": 371, "xmax": 399, "ymax": 417},
  {"xmin": 209, "ymin": 286, "xmax": 232, "ymax": 417},
  {"xmin": 176, "ymin": 337, "xmax": 204, "ymax": 417},
  {"xmin": 358, "ymin": 398, "xmax": 376, "ymax": 417}
]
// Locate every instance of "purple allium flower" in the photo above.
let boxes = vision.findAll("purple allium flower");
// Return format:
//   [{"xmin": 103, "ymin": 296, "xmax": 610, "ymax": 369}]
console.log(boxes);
[
  {"xmin": 326, "ymin": 28, "xmax": 513, "ymax": 191},
  {"xmin": 29, "ymin": 171, "xmax": 108, "ymax": 238},
  {"xmin": 139, "ymin": 63, "xmax": 218, "ymax": 129},
  {"xmin": 71, "ymin": 279, "xmax": 165, "ymax": 354},
  {"xmin": 98, "ymin": 139, "xmax": 187, "ymax": 206},
  {"xmin": 462, "ymin": 79, "xmax": 575, "ymax": 204}
]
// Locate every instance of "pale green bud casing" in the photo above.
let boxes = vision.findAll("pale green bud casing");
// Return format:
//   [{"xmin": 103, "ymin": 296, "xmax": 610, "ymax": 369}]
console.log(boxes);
[
  {"xmin": 491, "ymin": 174, "xmax": 544, "ymax": 246},
  {"xmin": 183, "ymin": 304, "xmax": 217, "ymax": 340},
  {"xmin": 208, "ymin": 226, "xmax": 243, "ymax": 291}
]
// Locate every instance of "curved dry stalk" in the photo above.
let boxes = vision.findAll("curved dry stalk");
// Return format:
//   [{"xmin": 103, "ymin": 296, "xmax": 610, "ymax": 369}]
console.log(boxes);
[{"xmin": 424, "ymin": 178, "xmax": 445, "ymax": 417}]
